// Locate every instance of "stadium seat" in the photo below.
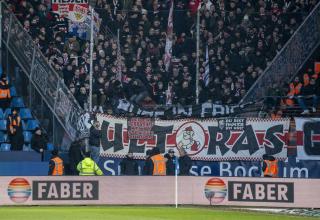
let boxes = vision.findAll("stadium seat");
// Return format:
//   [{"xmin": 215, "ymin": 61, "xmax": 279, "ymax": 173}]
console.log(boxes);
[
  {"xmin": 23, "ymin": 131, "xmax": 32, "ymax": 143},
  {"xmin": 25, "ymin": 119, "xmax": 39, "ymax": 131},
  {"xmin": 10, "ymin": 97, "xmax": 25, "ymax": 108},
  {"xmin": 9, "ymin": 87, "xmax": 17, "ymax": 97},
  {"xmin": 0, "ymin": 131, "xmax": 8, "ymax": 143},
  {"xmin": 19, "ymin": 108, "xmax": 32, "ymax": 119},
  {"xmin": 0, "ymin": 119, "xmax": 7, "ymax": 131},
  {"xmin": 47, "ymin": 143, "xmax": 54, "ymax": 151},
  {"xmin": 23, "ymin": 144, "xmax": 32, "ymax": 151},
  {"xmin": 0, "ymin": 143, "xmax": 11, "ymax": 151},
  {"xmin": 4, "ymin": 108, "xmax": 11, "ymax": 118},
  {"xmin": 0, "ymin": 108, "xmax": 4, "ymax": 119}
]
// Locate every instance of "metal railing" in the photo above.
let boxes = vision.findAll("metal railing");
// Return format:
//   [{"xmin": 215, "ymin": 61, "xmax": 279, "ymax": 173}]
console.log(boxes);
[
  {"xmin": 1, "ymin": 1, "xmax": 87, "ymax": 144},
  {"xmin": 241, "ymin": 2, "xmax": 320, "ymax": 104}
]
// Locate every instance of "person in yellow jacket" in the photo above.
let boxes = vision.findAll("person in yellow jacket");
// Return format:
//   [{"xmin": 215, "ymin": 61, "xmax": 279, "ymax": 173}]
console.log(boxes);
[{"xmin": 77, "ymin": 151, "xmax": 103, "ymax": 176}]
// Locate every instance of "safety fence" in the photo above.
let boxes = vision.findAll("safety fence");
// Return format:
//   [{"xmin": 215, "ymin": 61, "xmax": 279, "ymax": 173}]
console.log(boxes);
[
  {"xmin": 1, "ymin": 1, "xmax": 87, "ymax": 146},
  {"xmin": 241, "ymin": 1, "xmax": 320, "ymax": 104}
]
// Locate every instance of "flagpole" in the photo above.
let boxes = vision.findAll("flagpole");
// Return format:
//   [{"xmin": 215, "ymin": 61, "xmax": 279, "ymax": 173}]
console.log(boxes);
[
  {"xmin": 117, "ymin": 28, "xmax": 122, "ymax": 83},
  {"xmin": 89, "ymin": 7, "xmax": 94, "ymax": 112},
  {"xmin": 195, "ymin": 6, "xmax": 200, "ymax": 104},
  {"xmin": 175, "ymin": 156, "xmax": 178, "ymax": 208}
]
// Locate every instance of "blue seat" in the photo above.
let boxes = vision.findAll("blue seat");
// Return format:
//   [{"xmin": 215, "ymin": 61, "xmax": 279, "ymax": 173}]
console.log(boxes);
[
  {"xmin": 9, "ymin": 87, "xmax": 17, "ymax": 97},
  {"xmin": 10, "ymin": 97, "xmax": 25, "ymax": 108},
  {"xmin": 23, "ymin": 131, "xmax": 32, "ymax": 143},
  {"xmin": 23, "ymin": 144, "xmax": 32, "ymax": 151},
  {"xmin": 26, "ymin": 119, "xmax": 39, "ymax": 131},
  {"xmin": 0, "ymin": 108, "xmax": 4, "ymax": 119},
  {"xmin": 0, "ymin": 143, "xmax": 11, "ymax": 151},
  {"xmin": 0, "ymin": 131, "xmax": 8, "ymax": 143},
  {"xmin": 47, "ymin": 143, "xmax": 54, "ymax": 151},
  {"xmin": 0, "ymin": 120, "xmax": 7, "ymax": 131},
  {"xmin": 4, "ymin": 108, "xmax": 11, "ymax": 118},
  {"xmin": 19, "ymin": 108, "xmax": 32, "ymax": 119}
]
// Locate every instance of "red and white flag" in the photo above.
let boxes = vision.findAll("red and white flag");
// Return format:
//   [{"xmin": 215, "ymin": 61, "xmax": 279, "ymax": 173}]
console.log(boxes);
[
  {"xmin": 164, "ymin": 0, "xmax": 174, "ymax": 72},
  {"xmin": 189, "ymin": 0, "xmax": 201, "ymax": 15},
  {"xmin": 203, "ymin": 45, "xmax": 210, "ymax": 86}
]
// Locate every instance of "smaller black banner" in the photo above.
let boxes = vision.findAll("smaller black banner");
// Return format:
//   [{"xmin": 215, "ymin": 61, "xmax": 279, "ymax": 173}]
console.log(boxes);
[
  {"xmin": 33, "ymin": 181, "xmax": 99, "ymax": 200},
  {"xmin": 228, "ymin": 181, "xmax": 294, "ymax": 203}
]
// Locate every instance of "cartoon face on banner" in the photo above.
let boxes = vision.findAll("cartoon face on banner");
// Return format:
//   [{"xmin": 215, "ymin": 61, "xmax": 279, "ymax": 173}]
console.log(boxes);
[{"xmin": 176, "ymin": 122, "xmax": 206, "ymax": 155}]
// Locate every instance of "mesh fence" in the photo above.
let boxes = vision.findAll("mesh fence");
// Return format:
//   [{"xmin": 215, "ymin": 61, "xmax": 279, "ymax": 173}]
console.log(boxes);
[
  {"xmin": 1, "ymin": 2, "xmax": 86, "ymax": 147},
  {"xmin": 241, "ymin": 2, "xmax": 320, "ymax": 104}
]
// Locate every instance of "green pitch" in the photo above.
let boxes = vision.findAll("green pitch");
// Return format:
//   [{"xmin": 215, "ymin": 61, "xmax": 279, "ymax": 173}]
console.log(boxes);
[{"xmin": 0, "ymin": 206, "xmax": 317, "ymax": 220}]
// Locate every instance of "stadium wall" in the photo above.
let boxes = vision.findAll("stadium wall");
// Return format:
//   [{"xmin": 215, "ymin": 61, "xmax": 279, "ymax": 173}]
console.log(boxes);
[{"xmin": 1, "ymin": 176, "xmax": 320, "ymax": 208}]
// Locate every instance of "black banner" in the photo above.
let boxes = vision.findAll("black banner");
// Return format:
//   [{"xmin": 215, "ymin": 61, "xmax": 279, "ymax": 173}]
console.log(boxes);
[{"xmin": 114, "ymin": 99, "xmax": 252, "ymax": 118}]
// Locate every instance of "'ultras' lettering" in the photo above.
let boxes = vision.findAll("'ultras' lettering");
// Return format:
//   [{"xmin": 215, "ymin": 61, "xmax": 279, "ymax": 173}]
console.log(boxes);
[
  {"xmin": 207, "ymin": 125, "xmax": 284, "ymax": 155},
  {"xmin": 228, "ymin": 181, "xmax": 294, "ymax": 202},
  {"xmin": 33, "ymin": 181, "xmax": 99, "ymax": 200}
]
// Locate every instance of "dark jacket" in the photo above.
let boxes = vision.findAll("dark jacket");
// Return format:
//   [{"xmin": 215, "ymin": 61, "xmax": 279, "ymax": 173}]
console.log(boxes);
[
  {"xmin": 7, "ymin": 114, "xmax": 24, "ymax": 151},
  {"xmin": 165, "ymin": 153, "xmax": 176, "ymax": 176},
  {"xmin": 120, "ymin": 156, "xmax": 139, "ymax": 175},
  {"xmin": 89, "ymin": 126, "xmax": 101, "ymax": 147},
  {"xmin": 68, "ymin": 140, "xmax": 84, "ymax": 175},
  {"xmin": 179, "ymin": 155, "xmax": 192, "ymax": 176},
  {"xmin": 143, "ymin": 157, "xmax": 153, "ymax": 175},
  {"xmin": 31, "ymin": 133, "xmax": 48, "ymax": 153}
]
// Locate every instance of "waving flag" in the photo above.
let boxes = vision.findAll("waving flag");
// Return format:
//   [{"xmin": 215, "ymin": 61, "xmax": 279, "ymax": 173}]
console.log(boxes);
[
  {"xmin": 164, "ymin": 0, "xmax": 174, "ymax": 72},
  {"xmin": 203, "ymin": 45, "xmax": 210, "ymax": 86}
]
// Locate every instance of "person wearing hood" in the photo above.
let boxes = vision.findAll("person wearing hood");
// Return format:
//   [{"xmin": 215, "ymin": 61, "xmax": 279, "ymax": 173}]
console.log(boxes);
[
  {"xmin": 77, "ymin": 151, "xmax": 103, "ymax": 176},
  {"xmin": 120, "ymin": 152, "xmax": 139, "ymax": 175},
  {"xmin": 69, "ymin": 139, "xmax": 85, "ymax": 175},
  {"xmin": 31, "ymin": 127, "xmax": 48, "ymax": 161}
]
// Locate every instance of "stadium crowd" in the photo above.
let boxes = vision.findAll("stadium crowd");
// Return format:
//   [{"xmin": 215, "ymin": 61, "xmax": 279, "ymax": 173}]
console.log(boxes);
[{"xmin": 4, "ymin": 0, "xmax": 319, "ymax": 113}]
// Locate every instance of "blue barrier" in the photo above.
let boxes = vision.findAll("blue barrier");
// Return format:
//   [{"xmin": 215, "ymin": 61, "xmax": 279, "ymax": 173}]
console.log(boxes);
[
  {"xmin": 98, "ymin": 157, "xmax": 319, "ymax": 178},
  {"xmin": 0, "ymin": 162, "xmax": 48, "ymax": 176},
  {"xmin": 0, "ymin": 151, "xmax": 41, "ymax": 161}
]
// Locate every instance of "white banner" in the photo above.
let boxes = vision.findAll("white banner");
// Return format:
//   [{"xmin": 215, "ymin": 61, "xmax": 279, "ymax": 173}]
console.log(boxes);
[
  {"xmin": 68, "ymin": 7, "xmax": 101, "ymax": 40},
  {"xmin": 97, "ymin": 115, "xmax": 290, "ymax": 161},
  {"xmin": 295, "ymin": 117, "xmax": 320, "ymax": 160},
  {"xmin": 1, "ymin": 176, "xmax": 320, "ymax": 208},
  {"xmin": 51, "ymin": 0, "xmax": 89, "ymax": 22}
]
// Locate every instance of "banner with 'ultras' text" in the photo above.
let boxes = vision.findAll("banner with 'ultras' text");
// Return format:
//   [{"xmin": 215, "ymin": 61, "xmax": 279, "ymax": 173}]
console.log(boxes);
[
  {"xmin": 295, "ymin": 118, "xmax": 320, "ymax": 160},
  {"xmin": 97, "ymin": 115, "xmax": 290, "ymax": 161},
  {"xmin": 1, "ymin": 176, "xmax": 320, "ymax": 208}
]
